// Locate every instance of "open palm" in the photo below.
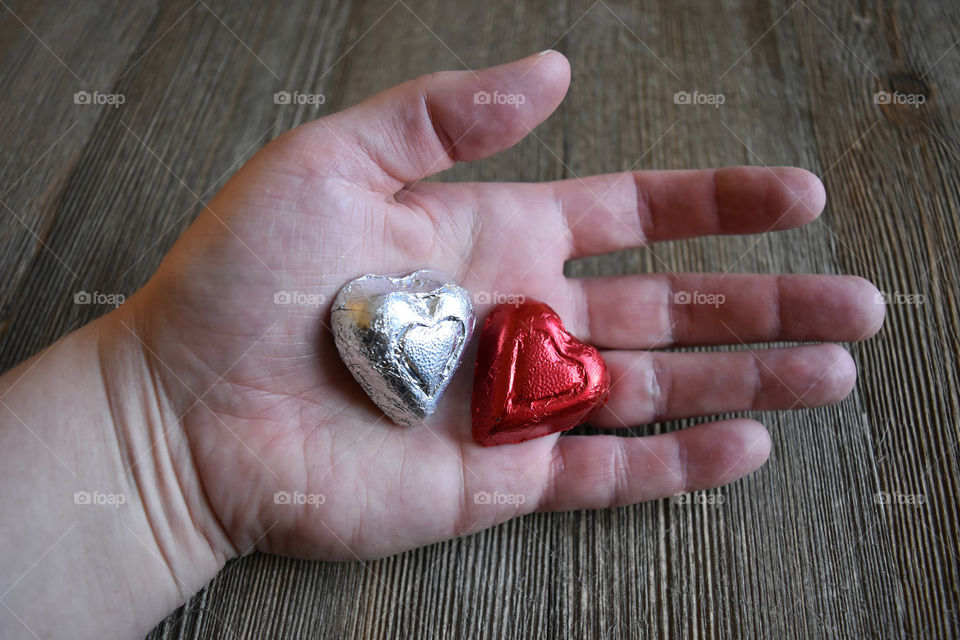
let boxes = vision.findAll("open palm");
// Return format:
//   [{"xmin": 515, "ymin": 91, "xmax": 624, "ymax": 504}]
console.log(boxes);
[{"xmin": 119, "ymin": 52, "xmax": 883, "ymax": 561}]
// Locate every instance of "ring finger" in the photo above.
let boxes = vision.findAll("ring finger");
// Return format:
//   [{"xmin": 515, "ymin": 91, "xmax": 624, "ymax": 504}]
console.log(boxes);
[{"xmin": 590, "ymin": 343, "xmax": 856, "ymax": 428}]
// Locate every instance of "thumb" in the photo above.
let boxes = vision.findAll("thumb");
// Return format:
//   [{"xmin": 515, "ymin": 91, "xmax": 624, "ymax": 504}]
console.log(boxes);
[{"xmin": 303, "ymin": 51, "xmax": 570, "ymax": 192}]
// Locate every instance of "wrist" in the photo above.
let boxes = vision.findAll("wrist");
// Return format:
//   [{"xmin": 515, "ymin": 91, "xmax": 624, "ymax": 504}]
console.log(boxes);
[
  {"xmin": 98, "ymin": 298, "xmax": 241, "ymax": 571},
  {"xmin": 0, "ymin": 306, "xmax": 233, "ymax": 638}
]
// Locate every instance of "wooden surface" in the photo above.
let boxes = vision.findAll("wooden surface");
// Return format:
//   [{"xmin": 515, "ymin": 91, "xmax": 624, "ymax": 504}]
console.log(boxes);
[{"xmin": 1, "ymin": 0, "xmax": 958, "ymax": 637}]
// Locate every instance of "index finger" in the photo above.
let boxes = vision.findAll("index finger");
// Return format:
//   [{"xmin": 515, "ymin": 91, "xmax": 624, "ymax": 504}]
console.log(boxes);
[{"xmin": 553, "ymin": 166, "xmax": 826, "ymax": 257}]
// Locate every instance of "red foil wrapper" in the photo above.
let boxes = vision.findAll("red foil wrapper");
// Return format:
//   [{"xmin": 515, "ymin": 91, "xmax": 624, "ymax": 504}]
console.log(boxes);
[{"xmin": 471, "ymin": 300, "xmax": 610, "ymax": 446}]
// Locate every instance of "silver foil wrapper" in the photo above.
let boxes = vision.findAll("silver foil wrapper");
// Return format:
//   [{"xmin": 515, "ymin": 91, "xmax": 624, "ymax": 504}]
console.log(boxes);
[{"xmin": 331, "ymin": 270, "xmax": 475, "ymax": 425}]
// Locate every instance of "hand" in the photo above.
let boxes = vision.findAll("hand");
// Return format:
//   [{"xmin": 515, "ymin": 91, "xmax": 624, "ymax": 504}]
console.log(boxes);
[{"xmin": 112, "ymin": 51, "xmax": 884, "ymax": 563}]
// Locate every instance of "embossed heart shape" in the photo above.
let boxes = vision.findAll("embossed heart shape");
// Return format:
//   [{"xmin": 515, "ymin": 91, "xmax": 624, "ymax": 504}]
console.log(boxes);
[
  {"xmin": 401, "ymin": 320, "xmax": 464, "ymax": 395},
  {"xmin": 331, "ymin": 270, "xmax": 475, "ymax": 425},
  {"xmin": 471, "ymin": 300, "xmax": 610, "ymax": 446}
]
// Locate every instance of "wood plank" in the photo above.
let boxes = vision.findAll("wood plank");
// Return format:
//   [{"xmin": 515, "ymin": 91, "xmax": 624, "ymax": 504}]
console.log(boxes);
[
  {"xmin": 794, "ymin": 1, "xmax": 960, "ymax": 637},
  {"xmin": 0, "ymin": 0, "xmax": 159, "ymax": 349}
]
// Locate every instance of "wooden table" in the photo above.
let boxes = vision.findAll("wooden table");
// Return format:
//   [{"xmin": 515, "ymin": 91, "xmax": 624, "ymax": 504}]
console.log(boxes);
[{"xmin": 1, "ymin": 1, "xmax": 957, "ymax": 637}]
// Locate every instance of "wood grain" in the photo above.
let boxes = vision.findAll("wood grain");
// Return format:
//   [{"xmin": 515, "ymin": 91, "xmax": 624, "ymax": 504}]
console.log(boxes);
[{"xmin": 0, "ymin": 0, "xmax": 957, "ymax": 637}]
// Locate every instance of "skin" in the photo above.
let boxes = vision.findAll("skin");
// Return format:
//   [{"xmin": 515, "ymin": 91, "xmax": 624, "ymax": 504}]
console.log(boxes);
[{"xmin": 0, "ymin": 52, "xmax": 884, "ymax": 638}]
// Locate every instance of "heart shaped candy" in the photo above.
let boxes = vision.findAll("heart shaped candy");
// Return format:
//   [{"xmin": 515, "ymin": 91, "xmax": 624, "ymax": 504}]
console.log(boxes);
[
  {"xmin": 331, "ymin": 270, "xmax": 475, "ymax": 425},
  {"xmin": 471, "ymin": 300, "xmax": 610, "ymax": 446}
]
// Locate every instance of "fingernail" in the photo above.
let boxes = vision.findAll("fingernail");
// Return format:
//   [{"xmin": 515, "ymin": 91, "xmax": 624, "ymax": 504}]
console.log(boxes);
[{"xmin": 538, "ymin": 49, "xmax": 557, "ymax": 55}]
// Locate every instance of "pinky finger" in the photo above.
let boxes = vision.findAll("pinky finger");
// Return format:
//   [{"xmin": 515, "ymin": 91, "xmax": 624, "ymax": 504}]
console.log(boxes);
[{"xmin": 535, "ymin": 420, "xmax": 770, "ymax": 512}]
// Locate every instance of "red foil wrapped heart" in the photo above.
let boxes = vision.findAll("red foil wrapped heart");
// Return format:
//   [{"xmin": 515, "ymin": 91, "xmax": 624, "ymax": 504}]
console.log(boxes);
[{"xmin": 471, "ymin": 300, "xmax": 610, "ymax": 446}]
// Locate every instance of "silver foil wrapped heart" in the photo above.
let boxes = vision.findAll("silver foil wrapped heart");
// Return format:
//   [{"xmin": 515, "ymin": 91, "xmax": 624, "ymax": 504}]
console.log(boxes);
[{"xmin": 331, "ymin": 270, "xmax": 475, "ymax": 425}]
